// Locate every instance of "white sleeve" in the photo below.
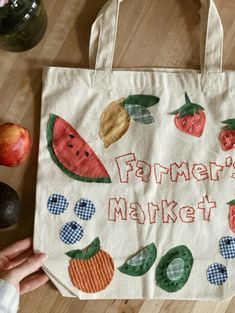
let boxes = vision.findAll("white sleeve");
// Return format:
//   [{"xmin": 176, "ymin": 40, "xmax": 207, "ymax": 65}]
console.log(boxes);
[{"xmin": 0, "ymin": 280, "xmax": 19, "ymax": 313}]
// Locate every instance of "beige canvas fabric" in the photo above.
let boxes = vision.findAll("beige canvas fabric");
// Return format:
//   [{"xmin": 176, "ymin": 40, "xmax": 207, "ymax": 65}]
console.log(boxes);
[{"xmin": 34, "ymin": 0, "xmax": 235, "ymax": 300}]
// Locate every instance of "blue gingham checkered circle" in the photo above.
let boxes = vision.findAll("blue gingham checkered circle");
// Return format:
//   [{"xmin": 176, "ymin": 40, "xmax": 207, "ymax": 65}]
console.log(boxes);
[
  {"xmin": 207, "ymin": 263, "xmax": 228, "ymax": 285},
  {"xmin": 74, "ymin": 198, "xmax": 96, "ymax": 220},
  {"xmin": 47, "ymin": 194, "xmax": 69, "ymax": 215},
  {"xmin": 219, "ymin": 236, "xmax": 235, "ymax": 259},
  {"xmin": 60, "ymin": 221, "xmax": 84, "ymax": 244}
]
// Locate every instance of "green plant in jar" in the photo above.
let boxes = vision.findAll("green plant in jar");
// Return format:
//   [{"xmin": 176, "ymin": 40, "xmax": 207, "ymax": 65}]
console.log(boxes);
[{"xmin": 0, "ymin": 0, "xmax": 47, "ymax": 52}]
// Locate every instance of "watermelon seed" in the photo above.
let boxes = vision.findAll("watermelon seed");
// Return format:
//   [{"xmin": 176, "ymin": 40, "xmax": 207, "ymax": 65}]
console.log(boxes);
[
  {"xmin": 68, "ymin": 144, "xmax": 73, "ymax": 148},
  {"xmin": 69, "ymin": 134, "xmax": 75, "ymax": 139},
  {"xmin": 76, "ymin": 150, "xmax": 80, "ymax": 156},
  {"xmin": 84, "ymin": 151, "xmax": 89, "ymax": 157}
]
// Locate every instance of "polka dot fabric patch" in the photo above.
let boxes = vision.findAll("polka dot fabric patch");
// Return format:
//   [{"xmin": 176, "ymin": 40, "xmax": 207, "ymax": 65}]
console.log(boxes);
[
  {"xmin": 60, "ymin": 221, "xmax": 84, "ymax": 244},
  {"xmin": 47, "ymin": 194, "xmax": 69, "ymax": 215},
  {"xmin": 207, "ymin": 263, "xmax": 228, "ymax": 285},
  {"xmin": 74, "ymin": 198, "xmax": 96, "ymax": 220},
  {"xmin": 219, "ymin": 236, "xmax": 235, "ymax": 259}
]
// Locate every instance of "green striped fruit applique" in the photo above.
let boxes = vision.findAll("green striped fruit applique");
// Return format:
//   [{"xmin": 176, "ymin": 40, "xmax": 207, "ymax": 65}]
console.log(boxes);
[
  {"xmin": 118, "ymin": 243, "xmax": 157, "ymax": 276},
  {"xmin": 99, "ymin": 95, "xmax": 160, "ymax": 148},
  {"xmin": 65, "ymin": 238, "xmax": 115, "ymax": 293},
  {"xmin": 169, "ymin": 92, "xmax": 206, "ymax": 137}
]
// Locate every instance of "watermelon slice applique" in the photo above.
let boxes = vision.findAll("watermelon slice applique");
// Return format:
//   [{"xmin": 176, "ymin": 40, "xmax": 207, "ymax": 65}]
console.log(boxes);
[{"xmin": 47, "ymin": 114, "xmax": 111, "ymax": 183}]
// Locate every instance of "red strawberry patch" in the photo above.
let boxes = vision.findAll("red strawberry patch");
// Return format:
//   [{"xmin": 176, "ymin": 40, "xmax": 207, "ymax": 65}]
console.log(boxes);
[
  {"xmin": 227, "ymin": 199, "xmax": 235, "ymax": 233},
  {"xmin": 169, "ymin": 92, "xmax": 206, "ymax": 137},
  {"xmin": 219, "ymin": 119, "xmax": 235, "ymax": 151}
]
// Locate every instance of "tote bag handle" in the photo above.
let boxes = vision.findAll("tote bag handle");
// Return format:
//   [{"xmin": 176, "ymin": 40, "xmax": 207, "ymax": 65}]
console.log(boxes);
[{"xmin": 89, "ymin": 0, "xmax": 223, "ymax": 73}]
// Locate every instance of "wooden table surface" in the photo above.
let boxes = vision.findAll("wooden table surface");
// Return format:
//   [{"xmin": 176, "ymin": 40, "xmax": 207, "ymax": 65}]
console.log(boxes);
[{"xmin": 1, "ymin": 0, "xmax": 235, "ymax": 312}]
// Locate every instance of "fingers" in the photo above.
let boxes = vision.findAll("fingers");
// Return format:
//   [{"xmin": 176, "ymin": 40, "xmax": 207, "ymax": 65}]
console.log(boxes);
[
  {"xmin": 13, "ymin": 253, "xmax": 47, "ymax": 281},
  {"xmin": 20, "ymin": 271, "xmax": 49, "ymax": 295},
  {"xmin": 3, "ymin": 253, "xmax": 47, "ymax": 287},
  {"xmin": 0, "ymin": 254, "xmax": 11, "ymax": 269},
  {"xmin": 5, "ymin": 249, "xmax": 34, "ymax": 270},
  {"xmin": 0, "ymin": 237, "xmax": 32, "ymax": 260}
]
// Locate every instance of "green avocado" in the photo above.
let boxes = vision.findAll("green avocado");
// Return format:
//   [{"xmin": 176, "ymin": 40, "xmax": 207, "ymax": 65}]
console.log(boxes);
[
  {"xmin": 118, "ymin": 243, "xmax": 157, "ymax": 276},
  {"xmin": 0, "ymin": 182, "xmax": 21, "ymax": 228},
  {"xmin": 155, "ymin": 245, "xmax": 194, "ymax": 292}
]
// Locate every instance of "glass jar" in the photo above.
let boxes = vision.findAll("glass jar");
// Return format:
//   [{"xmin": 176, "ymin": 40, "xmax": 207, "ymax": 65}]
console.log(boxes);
[{"xmin": 0, "ymin": 0, "xmax": 47, "ymax": 52}]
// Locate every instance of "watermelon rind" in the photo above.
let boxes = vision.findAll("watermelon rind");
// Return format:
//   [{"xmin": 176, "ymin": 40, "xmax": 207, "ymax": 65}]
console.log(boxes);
[
  {"xmin": 118, "ymin": 243, "xmax": 157, "ymax": 276},
  {"xmin": 47, "ymin": 114, "xmax": 112, "ymax": 183}
]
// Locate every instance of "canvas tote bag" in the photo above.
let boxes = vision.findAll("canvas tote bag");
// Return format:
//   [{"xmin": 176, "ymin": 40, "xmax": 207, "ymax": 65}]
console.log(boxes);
[{"xmin": 34, "ymin": 0, "xmax": 235, "ymax": 300}]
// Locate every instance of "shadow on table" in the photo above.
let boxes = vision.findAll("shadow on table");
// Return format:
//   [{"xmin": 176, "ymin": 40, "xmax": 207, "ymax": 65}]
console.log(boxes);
[
  {"xmin": 75, "ymin": 0, "xmax": 108, "ymax": 68},
  {"xmin": 19, "ymin": 66, "xmax": 43, "ymax": 241}
]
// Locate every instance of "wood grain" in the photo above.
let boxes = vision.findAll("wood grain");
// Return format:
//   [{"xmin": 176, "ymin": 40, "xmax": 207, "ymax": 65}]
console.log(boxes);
[{"xmin": 0, "ymin": 0, "xmax": 235, "ymax": 312}]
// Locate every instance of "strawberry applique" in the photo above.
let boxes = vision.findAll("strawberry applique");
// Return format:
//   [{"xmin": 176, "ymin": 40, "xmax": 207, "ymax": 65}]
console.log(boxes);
[
  {"xmin": 169, "ymin": 92, "xmax": 206, "ymax": 137},
  {"xmin": 219, "ymin": 119, "xmax": 235, "ymax": 151},
  {"xmin": 227, "ymin": 200, "xmax": 235, "ymax": 233}
]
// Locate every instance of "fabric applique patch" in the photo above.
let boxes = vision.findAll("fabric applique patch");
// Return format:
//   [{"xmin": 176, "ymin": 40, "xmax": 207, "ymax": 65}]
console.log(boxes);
[
  {"xmin": 124, "ymin": 104, "xmax": 155, "ymax": 124},
  {"xmin": 169, "ymin": 92, "xmax": 206, "ymax": 137},
  {"xmin": 219, "ymin": 119, "xmax": 235, "ymax": 151},
  {"xmin": 65, "ymin": 238, "xmax": 115, "ymax": 293},
  {"xmin": 47, "ymin": 194, "xmax": 69, "ymax": 215},
  {"xmin": 47, "ymin": 114, "xmax": 111, "ymax": 183},
  {"xmin": 127, "ymin": 249, "xmax": 148, "ymax": 266},
  {"xmin": 207, "ymin": 263, "xmax": 228, "ymax": 285},
  {"xmin": 227, "ymin": 200, "xmax": 235, "ymax": 233},
  {"xmin": 60, "ymin": 221, "xmax": 84, "ymax": 245},
  {"xmin": 155, "ymin": 245, "xmax": 194, "ymax": 293},
  {"xmin": 118, "ymin": 243, "xmax": 157, "ymax": 276},
  {"xmin": 99, "ymin": 95, "xmax": 159, "ymax": 148},
  {"xmin": 219, "ymin": 236, "xmax": 235, "ymax": 259},
  {"xmin": 74, "ymin": 198, "xmax": 96, "ymax": 220},
  {"xmin": 166, "ymin": 257, "xmax": 185, "ymax": 281}
]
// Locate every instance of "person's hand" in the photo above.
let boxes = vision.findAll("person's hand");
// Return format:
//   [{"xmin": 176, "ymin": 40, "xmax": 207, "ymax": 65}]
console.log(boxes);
[{"xmin": 0, "ymin": 237, "xmax": 49, "ymax": 294}]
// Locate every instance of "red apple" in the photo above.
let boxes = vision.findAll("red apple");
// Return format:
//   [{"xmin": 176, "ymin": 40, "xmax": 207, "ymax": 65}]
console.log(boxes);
[{"xmin": 0, "ymin": 123, "xmax": 32, "ymax": 167}]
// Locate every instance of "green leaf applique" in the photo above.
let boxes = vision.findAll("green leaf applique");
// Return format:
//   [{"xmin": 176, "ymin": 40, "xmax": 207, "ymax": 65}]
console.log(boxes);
[
  {"xmin": 123, "ymin": 95, "xmax": 160, "ymax": 108},
  {"xmin": 124, "ymin": 104, "xmax": 155, "ymax": 124}
]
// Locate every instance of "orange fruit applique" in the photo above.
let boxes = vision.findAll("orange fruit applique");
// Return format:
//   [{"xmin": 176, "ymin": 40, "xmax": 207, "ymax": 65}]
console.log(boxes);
[{"xmin": 65, "ymin": 237, "xmax": 115, "ymax": 293}]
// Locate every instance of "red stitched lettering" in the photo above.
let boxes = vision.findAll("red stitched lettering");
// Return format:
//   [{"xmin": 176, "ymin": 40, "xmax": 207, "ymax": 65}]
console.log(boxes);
[
  {"xmin": 170, "ymin": 162, "xmax": 190, "ymax": 182},
  {"xmin": 115, "ymin": 153, "xmax": 136, "ymax": 183},
  {"xmin": 209, "ymin": 162, "xmax": 224, "ymax": 181},
  {"xmin": 135, "ymin": 160, "xmax": 151, "ymax": 183},
  {"xmin": 114, "ymin": 153, "xmax": 234, "ymax": 184},
  {"xmin": 154, "ymin": 163, "xmax": 169, "ymax": 184},
  {"xmin": 129, "ymin": 202, "xmax": 146, "ymax": 224},
  {"xmin": 107, "ymin": 195, "xmax": 217, "ymax": 224},
  {"xmin": 225, "ymin": 156, "xmax": 233, "ymax": 167},
  {"xmin": 108, "ymin": 198, "xmax": 127, "ymax": 221},
  {"xmin": 161, "ymin": 200, "xmax": 178, "ymax": 223},
  {"xmin": 148, "ymin": 203, "xmax": 160, "ymax": 224},
  {"xmin": 179, "ymin": 206, "xmax": 195, "ymax": 223},
  {"xmin": 232, "ymin": 163, "xmax": 235, "ymax": 179},
  {"xmin": 197, "ymin": 195, "xmax": 216, "ymax": 221},
  {"xmin": 192, "ymin": 163, "xmax": 209, "ymax": 181}
]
